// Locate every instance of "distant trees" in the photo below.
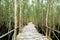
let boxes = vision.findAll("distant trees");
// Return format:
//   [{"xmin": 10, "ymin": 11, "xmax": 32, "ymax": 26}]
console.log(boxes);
[{"xmin": 0, "ymin": 0, "xmax": 60, "ymax": 40}]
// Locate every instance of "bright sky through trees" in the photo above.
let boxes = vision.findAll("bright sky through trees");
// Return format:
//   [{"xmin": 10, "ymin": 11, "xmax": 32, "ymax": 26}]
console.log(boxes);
[{"xmin": 29, "ymin": 0, "xmax": 60, "ymax": 5}]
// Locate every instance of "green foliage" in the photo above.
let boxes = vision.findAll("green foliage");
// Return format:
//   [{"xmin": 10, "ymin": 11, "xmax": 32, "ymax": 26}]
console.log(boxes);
[{"xmin": 0, "ymin": 0, "xmax": 60, "ymax": 26}]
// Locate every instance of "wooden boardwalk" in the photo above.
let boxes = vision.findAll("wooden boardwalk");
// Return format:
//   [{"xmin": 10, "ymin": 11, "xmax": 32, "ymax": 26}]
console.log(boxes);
[{"xmin": 13, "ymin": 22, "xmax": 52, "ymax": 40}]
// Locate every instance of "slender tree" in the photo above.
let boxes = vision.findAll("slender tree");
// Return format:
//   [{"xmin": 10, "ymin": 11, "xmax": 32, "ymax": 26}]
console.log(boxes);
[
  {"xmin": 19, "ymin": 0, "xmax": 23, "ymax": 33},
  {"xmin": 46, "ymin": 0, "xmax": 49, "ymax": 38},
  {"xmin": 8, "ymin": 0, "xmax": 12, "ymax": 40},
  {"xmin": 14, "ymin": 0, "xmax": 17, "ymax": 40}
]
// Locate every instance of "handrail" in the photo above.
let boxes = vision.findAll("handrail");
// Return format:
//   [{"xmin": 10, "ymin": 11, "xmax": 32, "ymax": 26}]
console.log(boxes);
[
  {"xmin": 0, "ymin": 27, "xmax": 18, "ymax": 39},
  {"xmin": 0, "ymin": 26, "xmax": 60, "ymax": 39}
]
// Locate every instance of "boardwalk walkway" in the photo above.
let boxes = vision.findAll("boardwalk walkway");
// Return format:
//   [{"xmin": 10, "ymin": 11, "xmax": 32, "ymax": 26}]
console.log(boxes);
[{"xmin": 14, "ymin": 22, "xmax": 52, "ymax": 40}]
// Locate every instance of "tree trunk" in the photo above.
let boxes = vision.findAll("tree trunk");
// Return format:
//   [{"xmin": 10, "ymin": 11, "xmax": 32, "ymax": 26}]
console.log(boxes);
[
  {"xmin": 46, "ymin": 0, "xmax": 49, "ymax": 38},
  {"xmin": 19, "ymin": 0, "xmax": 23, "ymax": 33},
  {"xmin": 14, "ymin": 0, "xmax": 17, "ymax": 40}
]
